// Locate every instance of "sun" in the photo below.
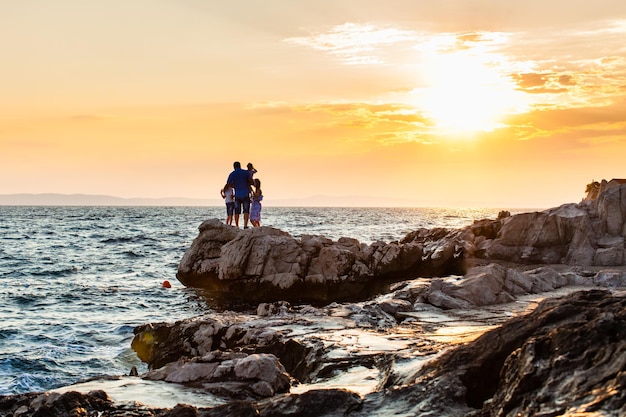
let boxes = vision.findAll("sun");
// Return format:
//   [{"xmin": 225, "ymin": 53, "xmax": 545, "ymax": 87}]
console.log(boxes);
[{"xmin": 410, "ymin": 47, "xmax": 527, "ymax": 136}]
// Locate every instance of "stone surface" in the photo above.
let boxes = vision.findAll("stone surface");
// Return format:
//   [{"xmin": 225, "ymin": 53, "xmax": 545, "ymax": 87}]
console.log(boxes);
[
  {"xmin": 361, "ymin": 289, "xmax": 626, "ymax": 417},
  {"xmin": 176, "ymin": 219, "xmax": 444, "ymax": 304},
  {"xmin": 0, "ymin": 391, "xmax": 119, "ymax": 417},
  {"xmin": 177, "ymin": 181, "xmax": 626, "ymax": 304},
  {"xmin": 7, "ymin": 289, "xmax": 625, "ymax": 417},
  {"xmin": 418, "ymin": 263, "xmax": 581, "ymax": 309},
  {"xmin": 143, "ymin": 352, "xmax": 291, "ymax": 398}
]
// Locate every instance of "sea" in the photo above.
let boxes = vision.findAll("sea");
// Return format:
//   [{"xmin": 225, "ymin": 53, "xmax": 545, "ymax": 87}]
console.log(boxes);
[{"xmin": 0, "ymin": 205, "xmax": 524, "ymax": 396}]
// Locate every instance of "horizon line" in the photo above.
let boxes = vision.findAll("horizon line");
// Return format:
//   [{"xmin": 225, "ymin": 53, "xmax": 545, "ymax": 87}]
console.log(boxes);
[{"xmin": 0, "ymin": 192, "xmax": 545, "ymax": 210}]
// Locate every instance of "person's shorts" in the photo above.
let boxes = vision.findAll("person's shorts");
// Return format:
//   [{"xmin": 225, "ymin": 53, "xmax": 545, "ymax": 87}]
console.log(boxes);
[
  {"xmin": 234, "ymin": 197, "xmax": 251, "ymax": 214},
  {"xmin": 225, "ymin": 202, "xmax": 235, "ymax": 216}
]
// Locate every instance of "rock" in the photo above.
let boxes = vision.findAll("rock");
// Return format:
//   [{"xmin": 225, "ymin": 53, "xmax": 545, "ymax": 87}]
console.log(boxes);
[
  {"xmin": 420, "ymin": 264, "xmax": 576, "ymax": 308},
  {"xmin": 593, "ymin": 269, "xmax": 626, "ymax": 287},
  {"xmin": 485, "ymin": 204, "xmax": 596, "ymax": 265},
  {"xmin": 0, "ymin": 391, "xmax": 116, "ymax": 417},
  {"xmin": 196, "ymin": 388, "xmax": 363, "ymax": 417},
  {"xmin": 176, "ymin": 181, "xmax": 626, "ymax": 304},
  {"xmin": 144, "ymin": 352, "xmax": 291, "ymax": 398},
  {"xmin": 257, "ymin": 301, "xmax": 291, "ymax": 316},
  {"xmin": 378, "ymin": 298, "xmax": 413, "ymax": 317},
  {"xmin": 255, "ymin": 388, "xmax": 363, "ymax": 416},
  {"xmin": 132, "ymin": 315, "xmax": 286, "ymax": 370},
  {"xmin": 131, "ymin": 314, "xmax": 327, "ymax": 386},
  {"xmin": 234, "ymin": 354, "xmax": 291, "ymax": 392},
  {"xmin": 362, "ymin": 289, "xmax": 626, "ymax": 417},
  {"xmin": 480, "ymin": 181, "xmax": 626, "ymax": 267},
  {"xmin": 176, "ymin": 220, "xmax": 457, "ymax": 304}
]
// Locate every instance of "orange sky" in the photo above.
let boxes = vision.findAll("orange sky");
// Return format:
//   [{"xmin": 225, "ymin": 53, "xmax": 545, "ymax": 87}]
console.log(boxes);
[{"xmin": 1, "ymin": 0, "xmax": 625, "ymax": 208}]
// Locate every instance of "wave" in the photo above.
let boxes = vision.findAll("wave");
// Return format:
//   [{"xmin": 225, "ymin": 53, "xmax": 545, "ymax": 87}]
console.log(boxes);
[
  {"xmin": 29, "ymin": 266, "xmax": 81, "ymax": 277},
  {"xmin": 101, "ymin": 235, "xmax": 158, "ymax": 244}
]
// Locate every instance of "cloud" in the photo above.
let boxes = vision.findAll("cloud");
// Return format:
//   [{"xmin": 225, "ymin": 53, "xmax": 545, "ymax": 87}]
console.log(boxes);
[
  {"xmin": 514, "ymin": 73, "xmax": 550, "ymax": 89},
  {"xmin": 505, "ymin": 97, "xmax": 626, "ymax": 143},
  {"xmin": 284, "ymin": 23, "xmax": 418, "ymax": 65},
  {"xmin": 558, "ymin": 75, "xmax": 575, "ymax": 86},
  {"xmin": 512, "ymin": 72, "xmax": 570, "ymax": 94},
  {"xmin": 247, "ymin": 100, "xmax": 433, "ymax": 148}
]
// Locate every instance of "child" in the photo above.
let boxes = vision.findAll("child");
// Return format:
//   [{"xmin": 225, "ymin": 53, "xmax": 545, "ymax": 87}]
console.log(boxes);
[
  {"xmin": 247, "ymin": 163, "xmax": 257, "ymax": 177},
  {"xmin": 220, "ymin": 184, "xmax": 235, "ymax": 225}
]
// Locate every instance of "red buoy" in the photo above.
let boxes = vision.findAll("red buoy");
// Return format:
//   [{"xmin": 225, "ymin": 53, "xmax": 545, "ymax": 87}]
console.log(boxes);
[{"xmin": 162, "ymin": 280, "xmax": 172, "ymax": 288}]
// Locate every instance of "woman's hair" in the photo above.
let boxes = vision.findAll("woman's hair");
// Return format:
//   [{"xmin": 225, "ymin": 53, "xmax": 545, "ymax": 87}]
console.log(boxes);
[{"xmin": 254, "ymin": 178, "xmax": 261, "ymax": 188}]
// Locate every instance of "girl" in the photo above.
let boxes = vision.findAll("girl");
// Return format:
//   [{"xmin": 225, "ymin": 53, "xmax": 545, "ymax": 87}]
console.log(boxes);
[{"xmin": 250, "ymin": 178, "xmax": 263, "ymax": 227}]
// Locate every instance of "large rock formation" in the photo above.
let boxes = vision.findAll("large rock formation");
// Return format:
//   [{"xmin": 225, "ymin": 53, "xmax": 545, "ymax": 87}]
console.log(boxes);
[
  {"xmin": 364, "ymin": 289, "xmax": 626, "ymax": 417},
  {"xmin": 177, "ymin": 180, "xmax": 626, "ymax": 303},
  {"xmin": 481, "ymin": 178, "xmax": 626, "ymax": 266},
  {"xmin": 176, "ymin": 219, "xmax": 433, "ymax": 304}
]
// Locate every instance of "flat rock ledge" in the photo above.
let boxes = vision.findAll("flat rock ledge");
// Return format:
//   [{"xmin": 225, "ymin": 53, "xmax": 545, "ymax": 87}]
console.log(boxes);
[
  {"xmin": 372, "ymin": 289, "xmax": 626, "ymax": 417},
  {"xmin": 177, "ymin": 180, "xmax": 626, "ymax": 304}
]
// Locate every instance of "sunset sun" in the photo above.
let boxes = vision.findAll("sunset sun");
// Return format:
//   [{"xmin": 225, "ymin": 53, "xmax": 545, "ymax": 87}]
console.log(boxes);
[{"xmin": 410, "ymin": 43, "xmax": 527, "ymax": 136}]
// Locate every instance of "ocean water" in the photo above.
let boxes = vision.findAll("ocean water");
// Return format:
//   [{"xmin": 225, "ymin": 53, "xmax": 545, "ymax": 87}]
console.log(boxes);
[{"xmin": 0, "ymin": 205, "xmax": 518, "ymax": 395}]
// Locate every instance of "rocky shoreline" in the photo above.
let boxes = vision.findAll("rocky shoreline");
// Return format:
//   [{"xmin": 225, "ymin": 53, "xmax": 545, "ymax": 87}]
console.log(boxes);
[{"xmin": 1, "ymin": 180, "xmax": 625, "ymax": 417}]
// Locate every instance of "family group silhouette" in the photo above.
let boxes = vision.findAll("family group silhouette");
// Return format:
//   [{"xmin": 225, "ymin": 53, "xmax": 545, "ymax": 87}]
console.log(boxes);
[{"xmin": 221, "ymin": 161, "xmax": 263, "ymax": 228}]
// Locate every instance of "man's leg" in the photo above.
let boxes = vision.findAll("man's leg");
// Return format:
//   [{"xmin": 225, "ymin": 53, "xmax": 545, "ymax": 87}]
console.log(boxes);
[
  {"xmin": 234, "ymin": 199, "xmax": 242, "ymax": 227},
  {"xmin": 242, "ymin": 198, "xmax": 251, "ymax": 228}
]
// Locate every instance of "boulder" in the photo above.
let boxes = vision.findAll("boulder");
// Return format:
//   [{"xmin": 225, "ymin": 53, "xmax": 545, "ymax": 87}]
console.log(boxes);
[
  {"xmin": 593, "ymin": 269, "xmax": 626, "ymax": 287},
  {"xmin": 474, "ymin": 181, "xmax": 626, "ymax": 267},
  {"xmin": 485, "ymin": 204, "xmax": 596, "ymax": 265},
  {"xmin": 363, "ymin": 289, "xmax": 626, "ymax": 417},
  {"xmin": 131, "ymin": 314, "xmax": 325, "ymax": 384},
  {"xmin": 144, "ymin": 351, "xmax": 291, "ymax": 398},
  {"xmin": 176, "ymin": 220, "xmax": 459, "ymax": 304},
  {"xmin": 0, "ymin": 391, "xmax": 115, "ymax": 417},
  {"xmin": 420, "ymin": 264, "xmax": 577, "ymax": 309},
  {"xmin": 176, "ymin": 181, "xmax": 626, "ymax": 303}
]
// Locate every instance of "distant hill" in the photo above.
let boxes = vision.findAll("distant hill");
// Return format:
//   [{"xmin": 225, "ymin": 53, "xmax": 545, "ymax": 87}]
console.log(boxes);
[{"xmin": 0, "ymin": 193, "xmax": 221, "ymax": 207}]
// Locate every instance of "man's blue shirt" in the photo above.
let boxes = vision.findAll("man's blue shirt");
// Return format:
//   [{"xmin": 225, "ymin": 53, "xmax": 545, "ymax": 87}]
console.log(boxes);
[{"xmin": 227, "ymin": 168, "xmax": 252, "ymax": 198}]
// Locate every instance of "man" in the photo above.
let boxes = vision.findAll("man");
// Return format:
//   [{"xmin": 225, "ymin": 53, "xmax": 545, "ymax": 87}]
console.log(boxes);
[{"xmin": 226, "ymin": 161, "xmax": 253, "ymax": 228}]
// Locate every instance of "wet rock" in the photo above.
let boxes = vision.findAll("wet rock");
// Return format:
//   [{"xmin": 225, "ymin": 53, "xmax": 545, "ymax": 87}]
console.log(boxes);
[
  {"xmin": 0, "ymin": 391, "xmax": 119, "ymax": 417},
  {"xmin": 196, "ymin": 388, "xmax": 362, "ymax": 417},
  {"xmin": 255, "ymin": 388, "xmax": 363, "ymax": 416},
  {"xmin": 257, "ymin": 301, "xmax": 291, "ymax": 316},
  {"xmin": 361, "ymin": 289, "xmax": 626, "ymax": 417},
  {"xmin": 420, "ymin": 263, "xmax": 579, "ymax": 308},
  {"xmin": 144, "ymin": 352, "xmax": 291, "ymax": 398},
  {"xmin": 132, "ymin": 315, "xmax": 284, "ymax": 370},
  {"xmin": 132, "ymin": 314, "xmax": 327, "ymax": 385},
  {"xmin": 378, "ymin": 298, "xmax": 413, "ymax": 317},
  {"xmin": 593, "ymin": 269, "xmax": 626, "ymax": 287}
]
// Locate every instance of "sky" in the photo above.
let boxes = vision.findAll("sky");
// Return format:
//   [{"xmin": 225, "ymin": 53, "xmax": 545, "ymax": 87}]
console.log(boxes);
[{"xmin": 1, "ymin": 0, "xmax": 626, "ymax": 208}]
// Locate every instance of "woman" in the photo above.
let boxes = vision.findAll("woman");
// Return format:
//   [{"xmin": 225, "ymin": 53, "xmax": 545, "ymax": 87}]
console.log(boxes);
[{"xmin": 250, "ymin": 178, "xmax": 263, "ymax": 227}]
